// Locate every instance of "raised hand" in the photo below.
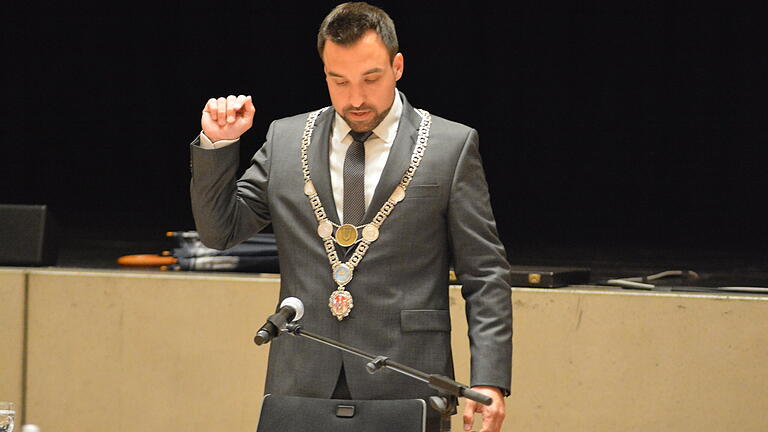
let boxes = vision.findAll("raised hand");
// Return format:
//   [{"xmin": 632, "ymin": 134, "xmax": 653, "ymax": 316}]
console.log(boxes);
[{"xmin": 201, "ymin": 94, "xmax": 256, "ymax": 142}]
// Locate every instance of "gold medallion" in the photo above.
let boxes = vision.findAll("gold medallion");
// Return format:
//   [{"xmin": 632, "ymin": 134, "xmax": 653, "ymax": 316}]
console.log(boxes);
[
  {"xmin": 362, "ymin": 224, "xmax": 379, "ymax": 242},
  {"xmin": 317, "ymin": 220, "xmax": 333, "ymax": 239},
  {"xmin": 390, "ymin": 185, "xmax": 406, "ymax": 203},
  {"xmin": 303, "ymin": 180, "xmax": 316, "ymax": 196},
  {"xmin": 329, "ymin": 288, "xmax": 354, "ymax": 320},
  {"xmin": 335, "ymin": 224, "xmax": 358, "ymax": 247}
]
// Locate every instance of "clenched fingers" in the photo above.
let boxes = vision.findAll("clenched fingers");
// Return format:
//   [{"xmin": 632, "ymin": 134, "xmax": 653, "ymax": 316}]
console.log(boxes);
[
  {"xmin": 216, "ymin": 97, "xmax": 227, "ymax": 126},
  {"xmin": 205, "ymin": 98, "xmax": 218, "ymax": 121},
  {"xmin": 204, "ymin": 95, "xmax": 252, "ymax": 123},
  {"xmin": 226, "ymin": 95, "xmax": 238, "ymax": 123},
  {"xmin": 234, "ymin": 94, "xmax": 248, "ymax": 111}
]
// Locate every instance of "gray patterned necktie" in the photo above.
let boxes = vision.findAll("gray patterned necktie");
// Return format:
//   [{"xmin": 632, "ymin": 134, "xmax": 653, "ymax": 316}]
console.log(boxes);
[{"xmin": 343, "ymin": 131, "xmax": 373, "ymax": 226}]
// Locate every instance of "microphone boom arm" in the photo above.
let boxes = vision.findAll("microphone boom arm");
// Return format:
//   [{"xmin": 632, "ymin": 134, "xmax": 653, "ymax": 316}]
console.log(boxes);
[{"xmin": 282, "ymin": 323, "xmax": 492, "ymax": 407}]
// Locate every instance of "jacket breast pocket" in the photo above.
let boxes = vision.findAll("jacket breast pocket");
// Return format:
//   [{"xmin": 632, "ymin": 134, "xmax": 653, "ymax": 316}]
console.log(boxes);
[
  {"xmin": 400, "ymin": 309, "xmax": 452, "ymax": 332},
  {"xmin": 405, "ymin": 184, "xmax": 440, "ymax": 199}
]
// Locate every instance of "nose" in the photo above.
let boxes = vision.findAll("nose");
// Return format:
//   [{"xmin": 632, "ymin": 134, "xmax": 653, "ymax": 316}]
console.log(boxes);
[{"xmin": 349, "ymin": 83, "xmax": 366, "ymax": 109}]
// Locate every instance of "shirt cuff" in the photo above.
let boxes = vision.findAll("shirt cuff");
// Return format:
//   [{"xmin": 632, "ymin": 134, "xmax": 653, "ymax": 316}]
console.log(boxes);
[{"xmin": 199, "ymin": 132, "xmax": 239, "ymax": 149}]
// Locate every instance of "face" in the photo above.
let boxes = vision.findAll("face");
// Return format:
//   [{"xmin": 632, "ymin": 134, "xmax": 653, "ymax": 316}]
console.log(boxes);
[{"xmin": 323, "ymin": 30, "xmax": 404, "ymax": 132}]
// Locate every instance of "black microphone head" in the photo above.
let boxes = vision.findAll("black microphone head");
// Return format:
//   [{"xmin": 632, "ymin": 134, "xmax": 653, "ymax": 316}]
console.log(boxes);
[{"xmin": 254, "ymin": 329, "xmax": 272, "ymax": 345}]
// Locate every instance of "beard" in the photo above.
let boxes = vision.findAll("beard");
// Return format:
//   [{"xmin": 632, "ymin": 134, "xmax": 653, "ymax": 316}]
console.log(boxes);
[{"xmin": 341, "ymin": 104, "xmax": 391, "ymax": 133}]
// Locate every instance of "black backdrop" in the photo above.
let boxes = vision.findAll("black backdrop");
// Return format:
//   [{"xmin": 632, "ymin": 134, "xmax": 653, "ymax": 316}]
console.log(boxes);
[{"xmin": 3, "ymin": 2, "xmax": 767, "ymax": 260}]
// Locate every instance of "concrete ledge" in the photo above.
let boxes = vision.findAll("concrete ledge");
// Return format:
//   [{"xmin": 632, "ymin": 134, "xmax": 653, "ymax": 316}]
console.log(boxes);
[
  {"xmin": 3, "ymin": 267, "xmax": 767, "ymax": 432},
  {"xmin": 0, "ymin": 269, "xmax": 26, "ymax": 423}
]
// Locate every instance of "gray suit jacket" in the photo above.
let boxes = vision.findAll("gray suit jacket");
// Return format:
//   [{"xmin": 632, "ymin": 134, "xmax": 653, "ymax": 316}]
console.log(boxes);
[{"xmin": 190, "ymin": 93, "xmax": 512, "ymax": 400}]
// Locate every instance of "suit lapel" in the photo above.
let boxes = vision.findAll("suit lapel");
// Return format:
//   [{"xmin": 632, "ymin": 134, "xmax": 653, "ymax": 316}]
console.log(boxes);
[
  {"xmin": 308, "ymin": 107, "xmax": 341, "ymax": 224},
  {"xmin": 308, "ymin": 93, "xmax": 421, "ymax": 228},
  {"xmin": 362, "ymin": 92, "xmax": 421, "ymax": 223}
]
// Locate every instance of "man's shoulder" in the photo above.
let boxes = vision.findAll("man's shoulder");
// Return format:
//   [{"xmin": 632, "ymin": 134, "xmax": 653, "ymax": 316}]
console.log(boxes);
[
  {"xmin": 428, "ymin": 112, "xmax": 475, "ymax": 134},
  {"xmin": 270, "ymin": 107, "xmax": 333, "ymax": 131},
  {"xmin": 414, "ymin": 109, "xmax": 477, "ymax": 146},
  {"xmin": 402, "ymin": 92, "xmax": 475, "ymax": 138}
]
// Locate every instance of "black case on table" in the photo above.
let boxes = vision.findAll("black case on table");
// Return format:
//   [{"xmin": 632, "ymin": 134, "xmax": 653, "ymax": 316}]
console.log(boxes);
[{"xmin": 508, "ymin": 265, "xmax": 591, "ymax": 288}]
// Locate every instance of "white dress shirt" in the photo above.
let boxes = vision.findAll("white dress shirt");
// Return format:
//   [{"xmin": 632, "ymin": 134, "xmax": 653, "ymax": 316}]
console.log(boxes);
[
  {"xmin": 329, "ymin": 89, "xmax": 402, "ymax": 223},
  {"xmin": 200, "ymin": 89, "xmax": 403, "ymax": 224}
]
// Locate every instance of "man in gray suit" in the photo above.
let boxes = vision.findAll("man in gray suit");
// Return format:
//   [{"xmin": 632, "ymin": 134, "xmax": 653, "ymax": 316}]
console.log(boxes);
[{"xmin": 190, "ymin": 3, "xmax": 512, "ymax": 432}]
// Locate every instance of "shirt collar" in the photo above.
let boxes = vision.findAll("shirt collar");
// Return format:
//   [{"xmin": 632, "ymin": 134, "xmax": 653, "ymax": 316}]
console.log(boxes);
[{"xmin": 332, "ymin": 88, "xmax": 403, "ymax": 144}]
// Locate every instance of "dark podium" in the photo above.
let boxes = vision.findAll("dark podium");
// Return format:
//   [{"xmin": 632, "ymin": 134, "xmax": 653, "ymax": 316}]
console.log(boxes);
[{"xmin": 257, "ymin": 394, "xmax": 427, "ymax": 432}]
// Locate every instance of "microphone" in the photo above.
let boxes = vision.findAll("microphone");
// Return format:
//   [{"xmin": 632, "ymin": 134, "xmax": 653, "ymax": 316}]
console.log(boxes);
[{"xmin": 253, "ymin": 297, "xmax": 304, "ymax": 345}]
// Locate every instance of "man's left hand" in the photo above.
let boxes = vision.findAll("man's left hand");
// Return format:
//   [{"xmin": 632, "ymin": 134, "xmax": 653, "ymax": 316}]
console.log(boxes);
[{"xmin": 462, "ymin": 386, "xmax": 506, "ymax": 432}]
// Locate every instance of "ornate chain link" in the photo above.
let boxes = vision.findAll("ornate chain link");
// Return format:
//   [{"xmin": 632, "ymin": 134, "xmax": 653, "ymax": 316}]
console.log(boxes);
[{"xmin": 301, "ymin": 108, "xmax": 433, "ymax": 276}]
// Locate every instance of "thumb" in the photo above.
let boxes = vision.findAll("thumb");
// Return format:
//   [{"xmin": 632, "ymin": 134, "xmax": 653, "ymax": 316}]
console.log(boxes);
[
  {"xmin": 244, "ymin": 95, "xmax": 256, "ymax": 115},
  {"xmin": 463, "ymin": 400, "xmax": 477, "ymax": 431}
]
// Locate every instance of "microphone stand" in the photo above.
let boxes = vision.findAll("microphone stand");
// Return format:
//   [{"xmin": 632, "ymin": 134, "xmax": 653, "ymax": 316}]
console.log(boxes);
[{"xmin": 279, "ymin": 322, "xmax": 491, "ymax": 432}]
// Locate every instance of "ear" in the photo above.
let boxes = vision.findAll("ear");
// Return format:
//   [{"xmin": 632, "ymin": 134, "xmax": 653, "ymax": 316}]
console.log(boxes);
[{"xmin": 392, "ymin": 53, "xmax": 404, "ymax": 81}]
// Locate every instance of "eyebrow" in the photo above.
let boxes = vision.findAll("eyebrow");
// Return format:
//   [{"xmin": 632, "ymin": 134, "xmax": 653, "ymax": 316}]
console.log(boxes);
[{"xmin": 328, "ymin": 67, "xmax": 384, "ymax": 78}]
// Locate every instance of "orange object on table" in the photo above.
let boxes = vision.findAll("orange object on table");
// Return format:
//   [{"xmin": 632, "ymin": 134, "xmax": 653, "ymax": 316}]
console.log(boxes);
[{"xmin": 117, "ymin": 254, "xmax": 178, "ymax": 267}]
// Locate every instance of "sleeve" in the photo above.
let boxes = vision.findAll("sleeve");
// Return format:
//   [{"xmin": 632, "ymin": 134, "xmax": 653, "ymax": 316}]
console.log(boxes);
[
  {"xmin": 447, "ymin": 128, "xmax": 513, "ymax": 395},
  {"xmin": 199, "ymin": 132, "xmax": 239, "ymax": 149},
  {"xmin": 189, "ymin": 121, "xmax": 276, "ymax": 250}
]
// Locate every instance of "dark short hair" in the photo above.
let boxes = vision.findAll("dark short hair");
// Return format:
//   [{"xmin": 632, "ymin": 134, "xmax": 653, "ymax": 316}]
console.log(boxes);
[{"xmin": 317, "ymin": 2, "xmax": 399, "ymax": 61}]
